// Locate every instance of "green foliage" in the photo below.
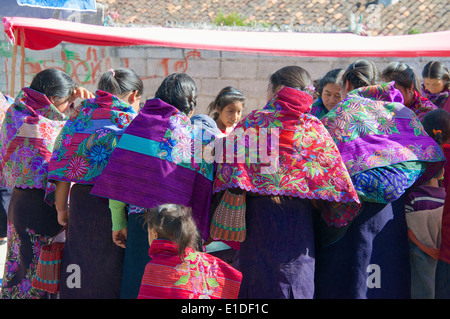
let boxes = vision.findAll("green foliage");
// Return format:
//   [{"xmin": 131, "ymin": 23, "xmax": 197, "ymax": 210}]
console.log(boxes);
[{"xmin": 214, "ymin": 10, "xmax": 247, "ymax": 26}]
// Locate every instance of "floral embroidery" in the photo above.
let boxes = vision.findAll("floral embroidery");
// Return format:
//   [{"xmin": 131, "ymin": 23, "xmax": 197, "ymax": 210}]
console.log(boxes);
[
  {"xmin": 214, "ymin": 86, "xmax": 361, "ymax": 228},
  {"xmin": 157, "ymin": 111, "xmax": 214, "ymax": 180},
  {"xmin": 174, "ymin": 251, "xmax": 220, "ymax": 299},
  {"xmin": 113, "ymin": 112, "xmax": 132, "ymax": 129},
  {"xmin": 1, "ymin": 222, "xmax": 50, "ymax": 299},
  {"xmin": 65, "ymin": 155, "xmax": 88, "ymax": 180},
  {"xmin": 321, "ymin": 82, "xmax": 445, "ymax": 203},
  {"xmin": 47, "ymin": 91, "xmax": 137, "ymax": 186},
  {"xmin": 0, "ymin": 88, "xmax": 66, "ymax": 196}
]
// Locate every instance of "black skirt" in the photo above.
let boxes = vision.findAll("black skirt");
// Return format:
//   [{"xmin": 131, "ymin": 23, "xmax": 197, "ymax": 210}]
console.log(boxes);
[
  {"xmin": 238, "ymin": 195, "xmax": 315, "ymax": 299},
  {"xmin": 59, "ymin": 184, "xmax": 125, "ymax": 299}
]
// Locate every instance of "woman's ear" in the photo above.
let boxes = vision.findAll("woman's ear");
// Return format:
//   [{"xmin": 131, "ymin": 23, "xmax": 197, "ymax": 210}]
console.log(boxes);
[{"xmin": 127, "ymin": 90, "xmax": 138, "ymax": 105}]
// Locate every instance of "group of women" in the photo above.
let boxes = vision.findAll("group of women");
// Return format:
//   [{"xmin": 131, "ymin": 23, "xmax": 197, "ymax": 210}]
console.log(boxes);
[{"xmin": 0, "ymin": 57, "xmax": 449, "ymax": 299}]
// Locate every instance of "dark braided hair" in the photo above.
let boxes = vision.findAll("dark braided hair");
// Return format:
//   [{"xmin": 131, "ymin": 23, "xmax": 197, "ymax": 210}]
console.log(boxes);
[
  {"xmin": 269, "ymin": 65, "xmax": 315, "ymax": 97},
  {"xmin": 98, "ymin": 68, "xmax": 143, "ymax": 97},
  {"xmin": 341, "ymin": 59, "xmax": 379, "ymax": 90},
  {"xmin": 421, "ymin": 109, "xmax": 450, "ymax": 146},
  {"xmin": 155, "ymin": 73, "xmax": 198, "ymax": 116}
]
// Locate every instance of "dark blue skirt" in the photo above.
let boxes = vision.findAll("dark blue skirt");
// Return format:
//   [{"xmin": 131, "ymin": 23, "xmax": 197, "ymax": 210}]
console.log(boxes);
[
  {"xmin": 238, "ymin": 195, "xmax": 315, "ymax": 299},
  {"xmin": 119, "ymin": 212, "xmax": 150, "ymax": 299},
  {"xmin": 59, "ymin": 184, "xmax": 125, "ymax": 299},
  {"xmin": 314, "ymin": 197, "xmax": 411, "ymax": 299}
]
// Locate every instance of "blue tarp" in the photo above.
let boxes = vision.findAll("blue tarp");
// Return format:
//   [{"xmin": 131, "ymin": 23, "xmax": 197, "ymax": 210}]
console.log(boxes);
[
  {"xmin": 17, "ymin": 0, "xmax": 96, "ymax": 11},
  {"xmin": 0, "ymin": 0, "xmax": 98, "ymax": 23}
]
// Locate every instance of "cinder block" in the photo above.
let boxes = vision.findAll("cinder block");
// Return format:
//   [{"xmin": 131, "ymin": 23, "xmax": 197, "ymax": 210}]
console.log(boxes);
[{"xmin": 221, "ymin": 60, "xmax": 258, "ymax": 79}]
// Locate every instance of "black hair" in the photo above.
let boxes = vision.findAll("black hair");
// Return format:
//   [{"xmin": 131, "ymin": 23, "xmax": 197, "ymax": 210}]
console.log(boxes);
[
  {"xmin": 382, "ymin": 62, "xmax": 420, "ymax": 92},
  {"xmin": 144, "ymin": 204, "xmax": 201, "ymax": 261},
  {"xmin": 317, "ymin": 68, "xmax": 345, "ymax": 96},
  {"xmin": 207, "ymin": 86, "xmax": 245, "ymax": 121},
  {"xmin": 421, "ymin": 109, "xmax": 450, "ymax": 145},
  {"xmin": 269, "ymin": 65, "xmax": 314, "ymax": 97},
  {"xmin": 422, "ymin": 61, "xmax": 450, "ymax": 91},
  {"xmin": 155, "ymin": 73, "xmax": 198, "ymax": 115},
  {"xmin": 341, "ymin": 59, "xmax": 379, "ymax": 90},
  {"xmin": 98, "ymin": 68, "xmax": 143, "ymax": 97},
  {"xmin": 29, "ymin": 68, "xmax": 77, "ymax": 100}
]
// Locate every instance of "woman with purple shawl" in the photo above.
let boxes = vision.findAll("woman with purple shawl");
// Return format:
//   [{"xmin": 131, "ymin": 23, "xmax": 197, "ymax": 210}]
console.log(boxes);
[
  {"xmin": 90, "ymin": 73, "xmax": 216, "ymax": 298},
  {"xmin": 315, "ymin": 60, "xmax": 446, "ymax": 299}
]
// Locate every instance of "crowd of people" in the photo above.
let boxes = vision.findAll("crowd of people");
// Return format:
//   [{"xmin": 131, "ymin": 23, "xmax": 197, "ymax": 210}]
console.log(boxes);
[{"xmin": 0, "ymin": 57, "xmax": 449, "ymax": 299}]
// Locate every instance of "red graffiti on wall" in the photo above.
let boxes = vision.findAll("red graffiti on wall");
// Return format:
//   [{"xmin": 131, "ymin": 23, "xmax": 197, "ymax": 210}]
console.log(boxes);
[{"xmin": 3, "ymin": 47, "xmax": 202, "ymax": 93}]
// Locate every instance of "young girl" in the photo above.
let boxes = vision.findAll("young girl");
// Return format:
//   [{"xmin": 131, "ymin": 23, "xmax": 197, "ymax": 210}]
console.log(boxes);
[
  {"xmin": 382, "ymin": 62, "xmax": 437, "ymax": 120},
  {"xmin": 138, "ymin": 204, "xmax": 242, "ymax": 299},
  {"xmin": 405, "ymin": 109, "xmax": 450, "ymax": 298},
  {"xmin": 47, "ymin": 68, "xmax": 143, "ymax": 298},
  {"xmin": 421, "ymin": 61, "xmax": 450, "ymax": 110},
  {"xmin": 207, "ymin": 86, "xmax": 245, "ymax": 137},
  {"xmin": 310, "ymin": 68, "xmax": 344, "ymax": 119}
]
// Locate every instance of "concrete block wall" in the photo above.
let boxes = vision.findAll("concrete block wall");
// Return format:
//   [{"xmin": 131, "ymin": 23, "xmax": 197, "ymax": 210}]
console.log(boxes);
[{"xmin": 0, "ymin": 42, "xmax": 448, "ymax": 117}]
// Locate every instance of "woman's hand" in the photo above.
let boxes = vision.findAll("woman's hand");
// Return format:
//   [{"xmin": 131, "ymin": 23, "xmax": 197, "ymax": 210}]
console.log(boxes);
[
  {"xmin": 71, "ymin": 87, "xmax": 95, "ymax": 102},
  {"xmin": 112, "ymin": 228, "xmax": 127, "ymax": 248},
  {"xmin": 57, "ymin": 207, "xmax": 69, "ymax": 227}
]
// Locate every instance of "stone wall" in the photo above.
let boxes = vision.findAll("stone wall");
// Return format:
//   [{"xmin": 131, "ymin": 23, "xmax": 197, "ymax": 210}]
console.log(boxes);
[{"xmin": 0, "ymin": 42, "xmax": 448, "ymax": 115}]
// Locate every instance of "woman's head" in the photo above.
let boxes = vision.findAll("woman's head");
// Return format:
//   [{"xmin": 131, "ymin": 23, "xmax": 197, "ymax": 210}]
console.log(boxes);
[
  {"xmin": 207, "ymin": 86, "xmax": 245, "ymax": 131},
  {"xmin": 382, "ymin": 62, "xmax": 420, "ymax": 107},
  {"xmin": 145, "ymin": 204, "xmax": 201, "ymax": 260},
  {"xmin": 267, "ymin": 65, "xmax": 314, "ymax": 101},
  {"xmin": 341, "ymin": 59, "xmax": 379, "ymax": 96},
  {"xmin": 29, "ymin": 68, "xmax": 77, "ymax": 114},
  {"xmin": 98, "ymin": 68, "xmax": 144, "ymax": 111},
  {"xmin": 421, "ymin": 109, "xmax": 450, "ymax": 145},
  {"xmin": 155, "ymin": 73, "xmax": 198, "ymax": 117},
  {"xmin": 317, "ymin": 68, "xmax": 345, "ymax": 111},
  {"xmin": 422, "ymin": 61, "xmax": 449, "ymax": 94}
]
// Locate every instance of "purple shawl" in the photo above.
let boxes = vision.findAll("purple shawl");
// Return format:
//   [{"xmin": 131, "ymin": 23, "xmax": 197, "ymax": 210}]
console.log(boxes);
[{"xmin": 90, "ymin": 98, "xmax": 215, "ymax": 240}]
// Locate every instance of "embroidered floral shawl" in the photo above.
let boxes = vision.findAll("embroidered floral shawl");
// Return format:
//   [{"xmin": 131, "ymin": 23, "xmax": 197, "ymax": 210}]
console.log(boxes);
[
  {"xmin": 321, "ymin": 82, "xmax": 445, "ymax": 203},
  {"xmin": 138, "ymin": 239, "xmax": 242, "ymax": 299},
  {"xmin": 90, "ymin": 98, "xmax": 215, "ymax": 240},
  {"xmin": 310, "ymin": 97, "xmax": 329, "ymax": 119},
  {"xmin": 409, "ymin": 90, "xmax": 438, "ymax": 120},
  {"xmin": 213, "ymin": 86, "xmax": 361, "ymax": 228},
  {"xmin": 0, "ymin": 88, "xmax": 67, "ymax": 203},
  {"xmin": 47, "ymin": 90, "xmax": 137, "ymax": 185},
  {"xmin": 421, "ymin": 83, "xmax": 449, "ymax": 109}
]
